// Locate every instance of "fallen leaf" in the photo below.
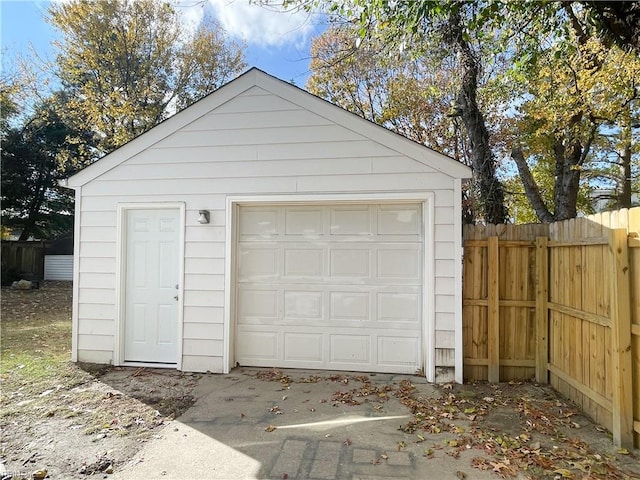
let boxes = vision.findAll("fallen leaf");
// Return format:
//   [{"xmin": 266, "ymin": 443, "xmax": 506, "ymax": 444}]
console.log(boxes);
[
  {"xmin": 343, "ymin": 438, "xmax": 352, "ymax": 446},
  {"xmin": 416, "ymin": 434, "xmax": 426, "ymax": 443},
  {"xmin": 265, "ymin": 425, "xmax": 277, "ymax": 432},
  {"xmin": 618, "ymin": 448, "xmax": 630, "ymax": 455},
  {"xmin": 553, "ymin": 468, "xmax": 574, "ymax": 478},
  {"xmin": 456, "ymin": 471, "xmax": 467, "ymax": 479}
]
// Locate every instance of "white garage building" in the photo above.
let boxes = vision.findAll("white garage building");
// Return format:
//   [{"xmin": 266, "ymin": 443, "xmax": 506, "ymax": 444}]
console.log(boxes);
[{"xmin": 63, "ymin": 68, "xmax": 471, "ymax": 383}]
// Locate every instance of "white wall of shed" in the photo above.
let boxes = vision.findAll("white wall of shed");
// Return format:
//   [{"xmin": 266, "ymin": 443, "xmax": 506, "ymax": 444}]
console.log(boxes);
[{"xmin": 73, "ymin": 86, "xmax": 461, "ymax": 378}]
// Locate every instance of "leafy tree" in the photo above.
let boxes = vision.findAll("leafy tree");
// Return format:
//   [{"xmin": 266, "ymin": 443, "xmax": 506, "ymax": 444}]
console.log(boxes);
[
  {"xmin": 509, "ymin": 30, "xmax": 640, "ymax": 221},
  {"xmin": 1, "ymin": 94, "xmax": 92, "ymax": 240},
  {"xmin": 48, "ymin": 0, "xmax": 246, "ymax": 154},
  {"xmin": 302, "ymin": 3, "xmax": 509, "ymax": 223}
]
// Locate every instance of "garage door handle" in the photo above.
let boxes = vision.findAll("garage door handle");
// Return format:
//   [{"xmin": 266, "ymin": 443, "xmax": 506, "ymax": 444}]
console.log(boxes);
[{"xmin": 174, "ymin": 295, "xmax": 179, "ymax": 301}]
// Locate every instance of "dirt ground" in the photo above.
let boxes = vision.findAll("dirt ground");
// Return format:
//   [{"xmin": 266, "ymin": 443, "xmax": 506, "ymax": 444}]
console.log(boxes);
[{"xmin": 1, "ymin": 282, "xmax": 638, "ymax": 479}]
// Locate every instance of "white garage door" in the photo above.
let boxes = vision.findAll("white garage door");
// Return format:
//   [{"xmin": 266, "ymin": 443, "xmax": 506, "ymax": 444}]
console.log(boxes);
[{"xmin": 235, "ymin": 204, "xmax": 423, "ymax": 374}]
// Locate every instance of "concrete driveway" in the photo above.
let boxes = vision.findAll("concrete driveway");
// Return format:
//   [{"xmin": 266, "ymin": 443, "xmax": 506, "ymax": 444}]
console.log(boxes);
[{"xmin": 112, "ymin": 368, "xmax": 499, "ymax": 480}]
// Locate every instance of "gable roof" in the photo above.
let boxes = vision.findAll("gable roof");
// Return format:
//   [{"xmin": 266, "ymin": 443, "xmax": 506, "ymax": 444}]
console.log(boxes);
[{"xmin": 63, "ymin": 67, "xmax": 471, "ymax": 188}]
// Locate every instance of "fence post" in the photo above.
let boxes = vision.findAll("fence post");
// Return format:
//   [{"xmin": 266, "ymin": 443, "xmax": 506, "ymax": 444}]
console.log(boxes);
[
  {"xmin": 487, "ymin": 236, "xmax": 500, "ymax": 383},
  {"xmin": 609, "ymin": 228, "xmax": 634, "ymax": 448},
  {"xmin": 535, "ymin": 236, "xmax": 549, "ymax": 383}
]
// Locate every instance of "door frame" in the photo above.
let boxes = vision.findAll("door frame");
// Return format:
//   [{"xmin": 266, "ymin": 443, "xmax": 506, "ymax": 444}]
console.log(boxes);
[
  {"xmin": 114, "ymin": 203, "xmax": 186, "ymax": 369},
  {"xmin": 224, "ymin": 192, "xmax": 435, "ymax": 380}
]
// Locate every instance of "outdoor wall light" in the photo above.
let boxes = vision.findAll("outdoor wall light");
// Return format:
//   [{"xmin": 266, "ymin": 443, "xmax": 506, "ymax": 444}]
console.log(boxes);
[{"xmin": 197, "ymin": 210, "xmax": 210, "ymax": 224}]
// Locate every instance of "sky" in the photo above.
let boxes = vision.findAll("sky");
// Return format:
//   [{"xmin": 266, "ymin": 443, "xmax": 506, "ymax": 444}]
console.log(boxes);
[{"xmin": 1, "ymin": 0, "xmax": 327, "ymax": 87}]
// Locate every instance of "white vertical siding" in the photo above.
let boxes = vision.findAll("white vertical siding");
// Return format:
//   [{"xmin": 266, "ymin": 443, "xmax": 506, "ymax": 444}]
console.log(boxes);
[
  {"xmin": 73, "ymin": 84, "xmax": 463, "ymax": 377},
  {"xmin": 44, "ymin": 255, "xmax": 74, "ymax": 281}
]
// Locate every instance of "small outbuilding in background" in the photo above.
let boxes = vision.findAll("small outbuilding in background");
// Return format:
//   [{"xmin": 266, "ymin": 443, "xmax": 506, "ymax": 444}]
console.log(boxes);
[{"xmin": 62, "ymin": 68, "xmax": 471, "ymax": 383}]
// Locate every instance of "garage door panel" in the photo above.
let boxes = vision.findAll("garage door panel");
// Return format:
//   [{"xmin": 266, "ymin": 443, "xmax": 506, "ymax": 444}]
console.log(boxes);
[
  {"xmin": 330, "ymin": 335, "xmax": 371, "ymax": 364},
  {"xmin": 378, "ymin": 336, "xmax": 420, "ymax": 366},
  {"xmin": 284, "ymin": 248, "xmax": 324, "ymax": 277},
  {"xmin": 236, "ymin": 203, "xmax": 424, "ymax": 374},
  {"xmin": 284, "ymin": 333, "xmax": 323, "ymax": 362},
  {"xmin": 377, "ymin": 205, "xmax": 420, "ymax": 235},
  {"xmin": 239, "ymin": 208, "xmax": 279, "ymax": 236},
  {"xmin": 330, "ymin": 207, "xmax": 372, "ymax": 235},
  {"xmin": 236, "ymin": 329, "xmax": 278, "ymax": 361},
  {"xmin": 377, "ymin": 292, "xmax": 420, "ymax": 322},
  {"xmin": 237, "ymin": 288, "xmax": 278, "ymax": 320},
  {"xmin": 239, "ymin": 247, "xmax": 279, "ymax": 279},
  {"xmin": 284, "ymin": 290, "xmax": 323, "ymax": 320},
  {"xmin": 329, "ymin": 291, "xmax": 369, "ymax": 320},
  {"xmin": 377, "ymin": 248, "xmax": 421, "ymax": 279},
  {"xmin": 285, "ymin": 207, "xmax": 324, "ymax": 235},
  {"xmin": 329, "ymin": 249, "xmax": 370, "ymax": 277}
]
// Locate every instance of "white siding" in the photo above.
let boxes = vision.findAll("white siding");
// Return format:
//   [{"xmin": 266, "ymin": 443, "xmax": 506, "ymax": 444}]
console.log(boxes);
[
  {"xmin": 44, "ymin": 255, "xmax": 74, "ymax": 281},
  {"xmin": 74, "ymin": 81, "xmax": 463, "ymax": 376}
]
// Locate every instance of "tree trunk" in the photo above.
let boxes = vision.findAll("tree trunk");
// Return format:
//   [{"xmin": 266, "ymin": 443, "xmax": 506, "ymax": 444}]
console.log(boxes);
[
  {"xmin": 510, "ymin": 147, "xmax": 555, "ymax": 222},
  {"xmin": 448, "ymin": 10, "xmax": 508, "ymax": 224}
]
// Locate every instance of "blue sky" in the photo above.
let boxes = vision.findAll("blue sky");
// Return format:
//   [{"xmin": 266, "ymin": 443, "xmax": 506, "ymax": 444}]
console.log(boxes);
[{"xmin": 1, "ymin": 0, "xmax": 326, "ymax": 87}]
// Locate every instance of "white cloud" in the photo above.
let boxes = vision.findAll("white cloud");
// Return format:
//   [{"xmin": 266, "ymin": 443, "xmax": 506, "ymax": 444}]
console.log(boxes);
[{"xmin": 205, "ymin": 0, "xmax": 317, "ymax": 47}]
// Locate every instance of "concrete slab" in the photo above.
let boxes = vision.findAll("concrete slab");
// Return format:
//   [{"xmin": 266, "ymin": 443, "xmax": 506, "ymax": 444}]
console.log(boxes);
[{"xmin": 112, "ymin": 368, "xmax": 504, "ymax": 480}]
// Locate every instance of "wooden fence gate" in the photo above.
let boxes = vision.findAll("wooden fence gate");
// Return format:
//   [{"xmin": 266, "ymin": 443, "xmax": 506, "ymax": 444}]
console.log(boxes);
[{"xmin": 463, "ymin": 208, "xmax": 640, "ymax": 449}]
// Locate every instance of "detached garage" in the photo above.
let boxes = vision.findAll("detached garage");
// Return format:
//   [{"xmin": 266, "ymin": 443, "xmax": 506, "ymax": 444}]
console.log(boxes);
[{"xmin": 63, "ymin": 68, "xmax": 471, "ymax": 383}]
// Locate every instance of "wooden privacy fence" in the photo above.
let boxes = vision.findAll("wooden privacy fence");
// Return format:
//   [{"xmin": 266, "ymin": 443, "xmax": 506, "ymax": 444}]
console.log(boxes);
[
  {"xmin": 463, "ymin": 207, "xmax": 640, "ymax": 449},
  {"xmin": 0, "ymin": 241, "xmax": 50, "ymax": 282}
]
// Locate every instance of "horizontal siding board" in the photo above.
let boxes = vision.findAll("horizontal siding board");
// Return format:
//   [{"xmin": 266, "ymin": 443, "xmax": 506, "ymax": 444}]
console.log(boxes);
[
  {"xmin": 78, "ymin": 350, "xmax": 113, "ymax": 364},
  {"xmin": 83, "ymin": 177, "xmax": 298, "ymax": 196},
  {"xmin": 81, "ymin": 195, "xmax": 226, "ymax": 211},
  {"xmin": 182, "ymin": 338, "xmax": 223, "ymax": 356},
  {"xmin": 435, "ymin": 241, "xmax": 455, "ymax": 259},
  {"xmin": 436, "ymin": 348, "xmax": 456, "ymax": 367},
  {"xmin": 213, "ymin": 91, "xmax": 301, "ymax": 114},
  {"xmin": 80, "ymin": 226, "xmax": 116, "ymax": 242},
  {"xmin": 78, "ymin": 319, "xmax": 114, "ymax": 336},
  {"xmin": 435, "ymin": 277, "xmax": 455, "ymax": 295},
  {"xmin": 435, "ymin": 312, "xmax": 455, "ymax": 331},
  {"xmin": 184, "ymin": 274, "xmax": 225, "ymax": 290},
  {"xmin": 257, "ymin": 140, "xmax": 398, "ymax": 161},
  {"xmin": 156, "ymin": 125, "xmax": 364, "ymax": 148},
  {"xmin": 435, "ymin": 190, "xmax": 455, "ymax": 207},
  {"xmin": 185, "ymin": 258, "xmax": 225, "ymax": 275},
  {"xmin": 185, "ymin": 226, "xmax": 226, "ymax": 243},
  {"xmin": 78, "ymin": 334, "xmax": 113, "ymax": 351},
  {"xmin": 99, "ymin": 158, "xmax": 373, "ymax": 181},
  {"xmin": 435, "ymin": 225, "xmax": 455, "ymax": 241},
  {"xmin": 183, "ymin": 306, "xmax": 224, "ymax": 323},
  {"xmin": 183, "ymin": 290, "xmax": 225, "ymax": 307},
  {"xmin": 80, "ymin": 242, "xmax": 116, "ymax": 258},
  {"xmin": 129, "ymin": 140, "xmax": 399, "ymax": 166},
  {"xmin": 435, "ymin": 260, "xmax": 455, "ymax": 277},
  {"xmin": 79, "ymin": 273, "xmax": 116, "ymax": 288},
  {"xmin": 44, "ymin": 255, "xmax": 74, "ymax": 281},
  {"xmin": 181, "ymin": 355, "xmax": 223, "ymax": 373},
  {"xmin": 79, "ymin": 257, "xmax": 115, "ymax": 274},
  {"xmin": 79, "ymin": 303, "xmax": 114, "ymax": 319},
  {"xmin": 435, "ymin": 330, "xmax": 456, "ymax": 349},
  {"xmin": 296, "ymin": 173, "xmax": 452, "ymax": 193},
  {"xmin": 185, "ymin": 242, "xmax": 225, "ymax": 259},
  {"xmin": 371, "ymin": 156, "xmax": 435, "ymax": 174},
  {"xmin": 435, "ymin": 206, "xmax": 455, "ymax": 225},
  {"xmin": 183, "ymin": 322, "xmax": 224, "ymax": 340},
  {"xmin": 436, "ymin": 294, "xmax": 455, "ymax": 313},
  {"xmin": 185, "ymin": 109, "xmax": 330, "ymax": 131},
  {"xmin": 79, "ymin": 288, "xmax": 116, "ymax": 304},
  {"xmin": 79, "ymin": 211, "xmax": 117, "ymax": 226}
]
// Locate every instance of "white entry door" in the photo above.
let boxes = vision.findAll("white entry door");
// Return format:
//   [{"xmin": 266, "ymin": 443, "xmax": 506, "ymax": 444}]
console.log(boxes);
[
  {"xmin": 236, "ymin": 203, "xmax": 423, "ymax": 374},
  {"xmin": 124, "ymin": 208, "xmax": 180, "ymax": 364}
]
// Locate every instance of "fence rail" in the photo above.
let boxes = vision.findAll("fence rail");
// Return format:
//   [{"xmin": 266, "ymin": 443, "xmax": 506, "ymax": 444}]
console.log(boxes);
[{"xmin": 463, "ymin": 207, "xmax": 640, "ymax": 449}]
